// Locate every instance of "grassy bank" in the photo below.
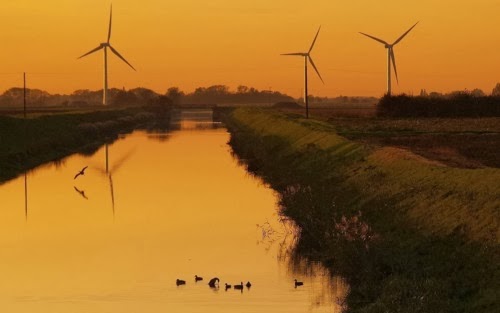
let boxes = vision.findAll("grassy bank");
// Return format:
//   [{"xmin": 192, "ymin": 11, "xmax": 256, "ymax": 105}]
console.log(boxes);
[
  {"xmin": 223, "ymin": 108, "xmax": 499, "ymax": 313},
  {"xmin": 0, "ymin": 107, "xmax": 164, "ymax": 183}
]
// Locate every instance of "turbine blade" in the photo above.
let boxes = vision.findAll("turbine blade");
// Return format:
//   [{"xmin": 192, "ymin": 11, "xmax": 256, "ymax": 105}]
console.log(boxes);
[
  {"xmin": 359, "ymin": 32, "xmax": 388, "ymax": 45},
  {"xmin": 107, "ymin": 4, "xmax": 113, "ymax": 43},
  {"xmin": 109, "ymin": 45, "xmax": 136, "ymax": 71},
  {"xmin": 110, "ymin": 148, "xmax": 135, "ymax": 173},
  {"xmin": 308, "ymin": 26, "xmax": 321, "ymax": 53},
  {"xmin": 393, "ymin": 22, "xmax": 419, "ymax": 45},
  {"xmin": 308, "ymin": 56, "xmax": 324, "ymax": 84},
  {"xmin": 281, "ymin": 52, "xmax": 306, "ymax": 56},
  {"xmin": 390, "ymin": 48, "xmax": 399, "ymax": 84},
  {"xmin": 78, "ymin": 45, "xmax": 103, "ymax": 59}
]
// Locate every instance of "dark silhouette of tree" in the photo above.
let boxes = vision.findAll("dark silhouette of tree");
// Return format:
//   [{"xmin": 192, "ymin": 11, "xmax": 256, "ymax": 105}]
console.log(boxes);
[
  {"xmin": 166, "ymin": 87, "xmax": 184, "ymax": 106},
  {"xmin": 470, "ymin": 88, "xmax": 485, "ymax": 97},
  {"xmin": 112, "ymin": 89, "xmax": 138, "ymax": 106},
  {"xmin": 492, "ymin": 83, "xmax": 500, "ymax": 96},
  {"xmin": 237, "ymin": 85, "xmax": 249, "ymax": 94},
  {"xmin": 0, "ymin": 85, "xmax": 296, "ymax": 107}
]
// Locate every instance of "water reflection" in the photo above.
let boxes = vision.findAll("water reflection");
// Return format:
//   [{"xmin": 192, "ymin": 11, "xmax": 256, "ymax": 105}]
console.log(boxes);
[
  {"xmin": 0, "ymin": 110, "xmax": 346, "ymax": 313},
  {"xmin": 92, "ymin": 144, "xmax": 136, "ymax": 217},
  {"xmin": 24, "ymin": 172, "xmax": 28, "ymax": 220},
  {"xmin": 170, "ymin": 109, "xmax": 223, "ymax": 131},
  {"xmin": 73, "ymin": 186, "xmax": 88, "ymax": 200}
]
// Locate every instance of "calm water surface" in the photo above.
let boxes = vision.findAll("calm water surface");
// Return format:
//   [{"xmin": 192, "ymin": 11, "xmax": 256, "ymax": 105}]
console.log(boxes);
[{"xmin": 0, "ymin": 112, "xmax": 346, "ymax": 312}]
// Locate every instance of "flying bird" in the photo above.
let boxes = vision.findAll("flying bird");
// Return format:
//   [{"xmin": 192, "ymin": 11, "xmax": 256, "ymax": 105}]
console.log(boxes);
[
  {"xmin": 73, "ymin": 186, "xmax": 88, "ymax": 200},
  {"xmin": 74, "ymin": 166, "xmax": 88, "ymax": 180}
]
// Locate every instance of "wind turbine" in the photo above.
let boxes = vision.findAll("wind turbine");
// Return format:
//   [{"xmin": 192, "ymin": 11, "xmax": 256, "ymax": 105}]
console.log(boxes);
[
  {"xmin": 78, "ymin": 4, "xmax": 136, "ymax": 106},
  {"xmin": 281, "ymin": 26, "xmax": 324, "ymax": 119},
  {"xmin": 359, "ymin": 22, "xmax": 419, "ymax": 96}
]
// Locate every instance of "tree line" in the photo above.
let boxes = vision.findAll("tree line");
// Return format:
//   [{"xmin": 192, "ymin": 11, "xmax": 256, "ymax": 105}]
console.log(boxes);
[{"xmin": 0, "ymin": 85, "xmax": 295, "ymax": 107}]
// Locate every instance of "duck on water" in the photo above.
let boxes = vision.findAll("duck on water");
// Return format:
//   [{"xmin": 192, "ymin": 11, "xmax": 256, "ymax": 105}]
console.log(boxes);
[{"xmin": 208, "ymin": 277, "xmax": 219, "ymax": 287}]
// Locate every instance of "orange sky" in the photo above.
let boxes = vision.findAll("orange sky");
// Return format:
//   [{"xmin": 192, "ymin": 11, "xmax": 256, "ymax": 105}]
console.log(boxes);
[{"xmin": 1, "ymin": 0, "xmax": 499, "ymax": 97}]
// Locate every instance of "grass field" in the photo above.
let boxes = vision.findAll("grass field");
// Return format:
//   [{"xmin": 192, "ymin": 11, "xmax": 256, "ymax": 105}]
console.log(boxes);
[{"xmin": 275, "ymin": 107, "xmax": 500, "ymax": 168}]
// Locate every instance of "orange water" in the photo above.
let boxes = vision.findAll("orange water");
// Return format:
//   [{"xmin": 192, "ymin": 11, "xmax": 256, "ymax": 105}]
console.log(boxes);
[{"xmin": 0, "ymin": 118, "xmax": 346, "ymax": 312}]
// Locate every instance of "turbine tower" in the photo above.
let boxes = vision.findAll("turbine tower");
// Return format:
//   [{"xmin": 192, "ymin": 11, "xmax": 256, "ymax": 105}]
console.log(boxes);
[
  {"xmin": 281, "ymin": 26, "xmax": 324, "ymax": 119},
  {"xmin": 78, "ymin": 4, "xmax": 136, "ymax": 105},
  {"xmin": 359, "ymin": 22, "xmax": 418, "ymax": 96}
]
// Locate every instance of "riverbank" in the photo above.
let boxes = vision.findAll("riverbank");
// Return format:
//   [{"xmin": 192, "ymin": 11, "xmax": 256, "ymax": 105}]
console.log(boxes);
[
  {"xmin": 223, "ymin": 108, "xmax": 499, "ymax": 313},
  {"xmin": 0, "ymin": 107, "xmax": 163, "ymax": 183}
]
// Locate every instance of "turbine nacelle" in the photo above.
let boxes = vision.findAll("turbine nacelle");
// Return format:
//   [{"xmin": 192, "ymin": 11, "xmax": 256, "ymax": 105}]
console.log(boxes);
[
  {"xmin": 77, "ymin": 4, "xmax": 136, "ymax": 105},
  {"xmin": 359, "ymin": 22, "xmax": 419, "ymax": 94},
  {"xmin": 280, "ymin": 26, "xmax": 324, "ymax": 119},
  {"xmin": 280, "ymin": 26, "xmax": 324, "ymax": 84}
]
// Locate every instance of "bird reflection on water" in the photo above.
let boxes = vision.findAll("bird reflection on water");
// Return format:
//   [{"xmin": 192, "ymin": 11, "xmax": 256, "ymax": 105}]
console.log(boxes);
[{"xmin": 73, "ymin": 186, "xmax": 88, "ymax": 200}]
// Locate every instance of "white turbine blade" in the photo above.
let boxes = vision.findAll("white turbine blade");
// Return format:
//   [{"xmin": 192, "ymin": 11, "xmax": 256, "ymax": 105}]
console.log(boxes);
[
  {"xmin": 109, "ymin": 45, "xmax": 136, "ymax": 71},
  {"xmin": 78, "ymin": 45, "xmax": 103, "ymax": 59},
  {"xmin": 308, "ymin": 26, "xmax": 321, "ymax": 53},
  {"xmin": 393, "ymin": 22, "xmax": 419, "ymax": 45},
  {"xmin": 359, "ymin": 32, "xmax": 388, "ymax": 45},
  {"xmin": 281, "ymin": 52, "xmax": 306, "ymax": 56},
  {"xmin": 308, "ymin": 56, "xmax": 324, "ymax": 84},
  {"xmin": 390, "ymin": 48, "xmax": 399, "ymax": 84},
  {"xmin": 107, "ymin": 4, "xmax": 113, "ymax": 43}
]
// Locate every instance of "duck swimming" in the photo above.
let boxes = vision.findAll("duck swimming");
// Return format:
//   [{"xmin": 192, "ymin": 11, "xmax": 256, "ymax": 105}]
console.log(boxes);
[
  {"xmin": 176, "ymin": 279, "xmax": 186, "ymax": 286},
  {"xmin": 208, "ymin": 277, "xmax": 219, "ymax": 287}
]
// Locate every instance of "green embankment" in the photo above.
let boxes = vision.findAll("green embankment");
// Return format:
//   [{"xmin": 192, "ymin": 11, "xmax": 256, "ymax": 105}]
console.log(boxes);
[
  {"xmin": 0, "ymin": 108, "xmax": 158, "ymax": 183},
  {"xmin": 224, "ymin": 108, "xmax": 499, "ymax": 313}
]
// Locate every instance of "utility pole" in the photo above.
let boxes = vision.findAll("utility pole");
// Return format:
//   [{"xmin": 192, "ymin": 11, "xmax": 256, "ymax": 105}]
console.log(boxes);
[
  {"xmin": 23, "ymin": 72, "xmax": 28, "ymax": 220},
  {"xmin": 23, "ymin": 72, "xmax": 27, "ymax": 118}
]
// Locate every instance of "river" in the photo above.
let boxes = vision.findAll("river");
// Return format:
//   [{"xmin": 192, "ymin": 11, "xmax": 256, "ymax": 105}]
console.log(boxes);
[{"xmin": 0, "ymin": 110, "xmax": 346, "ymax": 312}]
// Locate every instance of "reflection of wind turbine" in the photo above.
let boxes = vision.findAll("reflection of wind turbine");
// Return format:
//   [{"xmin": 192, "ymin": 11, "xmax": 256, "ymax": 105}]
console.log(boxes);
[
  {"xmin": 78, "ymin": 4, "xmax": 136, "ymax": 106},
  {"xmin": 24, "ymin": 172, "xmax": 28, "ymax": 221},
  {"xmin": 281, "ymin": 26, "xmax": 324, "ymax": 119},
  {"xmin": 359, "ymin": 22, "xmax": 419, "ymax": 95},
  {"xmin": 95, "ymin": 144, "xmax": 135, "ymax": 217}
]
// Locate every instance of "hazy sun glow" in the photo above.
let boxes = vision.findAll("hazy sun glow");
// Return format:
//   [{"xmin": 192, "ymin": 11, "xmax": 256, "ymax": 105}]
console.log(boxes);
[{"xmin": 1, "ymin": 0, "xmax": 499, "ymax": 97}]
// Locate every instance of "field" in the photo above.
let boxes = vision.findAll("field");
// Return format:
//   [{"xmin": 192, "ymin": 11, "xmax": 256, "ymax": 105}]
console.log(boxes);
[{"xmin": 276, "ymin": 107, "xmax": 500, "ymax": 168}]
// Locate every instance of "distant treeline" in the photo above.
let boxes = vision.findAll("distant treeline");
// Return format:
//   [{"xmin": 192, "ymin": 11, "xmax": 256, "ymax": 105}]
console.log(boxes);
[
  {"xmin": 378, "ymin": 93, "xmax": 500, "ymax": 117},
  {"xmin": 0, "ymin": 85, "xmax": 295, "ymax": 107},
  {"xmin": 302, "ymin": 95, "xmax": 378, "ymax": 106}
]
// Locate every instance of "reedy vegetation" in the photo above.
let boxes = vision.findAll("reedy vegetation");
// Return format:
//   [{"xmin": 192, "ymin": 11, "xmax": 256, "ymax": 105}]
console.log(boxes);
[{"xmin": 223, "ymin": 108, "xmax": 499, "ymax": 313}]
